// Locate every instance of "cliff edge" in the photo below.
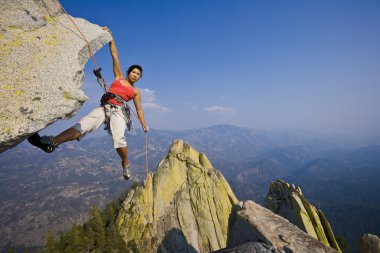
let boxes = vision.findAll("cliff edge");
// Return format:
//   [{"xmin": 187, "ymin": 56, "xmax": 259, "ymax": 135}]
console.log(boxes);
[{"xmin": 0, "ymin": 0, "xmax": 112, "ymax": 153}]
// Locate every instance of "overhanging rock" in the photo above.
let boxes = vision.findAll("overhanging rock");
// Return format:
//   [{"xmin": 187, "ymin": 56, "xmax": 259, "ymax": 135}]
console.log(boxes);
[{"xmin": 0, "ymin": 0, "xmax": 112, "ymax": 153}]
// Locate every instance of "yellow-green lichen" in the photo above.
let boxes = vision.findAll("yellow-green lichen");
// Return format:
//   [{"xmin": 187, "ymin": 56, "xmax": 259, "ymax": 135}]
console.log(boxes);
[
  {"xmin": 269, "ymin": 180, "xmax": 342, "ymax": 252},
  {"xmin": 318, "ymin": 210, "xmax": 342, "ymax": 252},
  {"xmin": 64, "ymin": 92, "xmax": 71, "ymax": 100},
  {"xmin": 0, "ymin": 35, "xmax": 23, "ymax": 60},
  {"xmin": 45, "ymin": 15, "xmax": 56, "ymax": 25},
  {"xmin": 13, "ymin": 36, "xmax": 22, "ymax": 47},
  {"xmin": 301, "ymin": 197, "xmax": 329, "ymax": 246},
  {"xmin": 14, "ymin": 90, "xmax": 22, "ymax": 96},
  {"xmin": 5, "ymin": 127, "xmax": 11, "ymax": 134},
  {"xmin": 288, "ymin": 193, "xmax": 315, "ymax": 237},
  {"xmin": 117, "ymin": 141, "xmax": 237, "ymax": 252},
  {"xmin": 44, "ymin": 35, "xmax": 57, "ymax": 46},
  {"xmin": 3, "ymin": 85, "xmax": 13, "ymax": 90}
]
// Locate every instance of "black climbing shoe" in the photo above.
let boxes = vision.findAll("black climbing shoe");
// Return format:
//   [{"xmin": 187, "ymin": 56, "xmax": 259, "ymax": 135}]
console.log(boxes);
[
  {"xmin": 122, "ymin": 162, "xmax": 131, "ymax": 180},
  {"xmin": 27, "ymin": 133, "xmax": 56, "ymax": 153}
]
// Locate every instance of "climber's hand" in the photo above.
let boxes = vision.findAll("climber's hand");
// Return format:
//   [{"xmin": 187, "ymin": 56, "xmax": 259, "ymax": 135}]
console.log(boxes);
[
  {"xmin": 142, "ymin": 124, "xmax": 149, "ymax": 133},
  {"xmin": 102, "ymin": 26, "xmax": 112, "ymax": 35}
]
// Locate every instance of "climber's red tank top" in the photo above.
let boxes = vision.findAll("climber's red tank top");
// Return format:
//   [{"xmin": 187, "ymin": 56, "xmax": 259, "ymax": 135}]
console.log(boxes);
[{"xmin": 107, "ymin": 78, "xmax": 135, "ymax": 106}]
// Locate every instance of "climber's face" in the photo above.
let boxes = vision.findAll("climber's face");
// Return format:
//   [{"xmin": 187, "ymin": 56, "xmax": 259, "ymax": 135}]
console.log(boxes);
[{"xmin": 128, "ymin": 68, "xmax": 142, "ymax": 83}]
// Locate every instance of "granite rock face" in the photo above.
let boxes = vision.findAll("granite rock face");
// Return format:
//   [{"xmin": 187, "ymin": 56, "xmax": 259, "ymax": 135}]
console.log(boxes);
[
  {"xmin": 265, "ymin": 179, "xmax": 341, "ymax": 252},
  {"xmin": 0, "ymin": 0, "xmax": 112, "ymax": 153},
  {"xmin": 360, "ymin": 234, "xmax": 380, "ymax": 253},
  {"xmin": 228, "ymin": 200, "xmax": 338, "ymax": 253},
  {"xmin": 116, "ymin": 140, "xmax": 342, "ymax": 253},
  {"xmin": 116, "ymin": 139, "xmax": 239, "ymax": 253},
  {"xmin": 212, "ymin": 241, "xmax": 284, "ymax": 253}
]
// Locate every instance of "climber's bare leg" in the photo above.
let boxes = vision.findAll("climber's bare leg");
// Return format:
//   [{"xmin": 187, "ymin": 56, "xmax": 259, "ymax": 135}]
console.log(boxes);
[
  {"xmin": 117, "ymin": 147, "xmax": 130, "ymax": 180},
  {"xmin": 53, "ymin": 128, "xmax": 81, "ymax": 145},
  {"xmin": 116, "ymin": 147, "xmax": 129, "ymax": 167}
]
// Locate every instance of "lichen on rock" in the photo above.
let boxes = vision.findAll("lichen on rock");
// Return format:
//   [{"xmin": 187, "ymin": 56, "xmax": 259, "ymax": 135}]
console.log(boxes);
[
  {"xmin": 116, "ymin": 139, "xmax": 239, "ymax": 253},
  {"xmin": 265, "ymin": 179, "xmax": 342, "ymax": 252},
  {"xmin": 0, "ymin": 0, "xmax": 112, "ymax": 153}
]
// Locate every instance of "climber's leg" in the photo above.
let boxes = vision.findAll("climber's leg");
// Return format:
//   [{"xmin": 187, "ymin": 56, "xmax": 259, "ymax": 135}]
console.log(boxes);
[
  {"xmin": 28, "ymin": 106, "xmax": 105, "ymax": 153},
  {"xmin": 109, "ymin": 105, "xmax": 130, "ymax": 179}
]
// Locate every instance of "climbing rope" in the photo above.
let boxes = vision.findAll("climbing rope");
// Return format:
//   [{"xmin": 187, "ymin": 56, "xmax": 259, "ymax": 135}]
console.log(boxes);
[
  {"xmin": 146, "ymin": 132, "xmax": 152, "ymax": 252},
  {"xmin": 56, "ymin": 0, "xmax": 99, "ymax": 70},
  {"xmin": 57, "ymin": 0, "xmax": 109, "ymax": 93},
  {"xmin": 55, "ymin": 1, "xmax": 152, "ymax": 251}
]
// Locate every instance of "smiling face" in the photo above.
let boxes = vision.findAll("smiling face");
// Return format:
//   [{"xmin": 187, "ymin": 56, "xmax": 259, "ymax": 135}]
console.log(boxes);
[{"xmin": 127, "ymin": 68, "xmax": 142, "ymax": 83}]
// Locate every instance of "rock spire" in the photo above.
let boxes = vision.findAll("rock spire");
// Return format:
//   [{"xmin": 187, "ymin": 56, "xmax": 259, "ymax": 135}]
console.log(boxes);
[
  {"xmin": 265, "ymin": 179, "xmax": 341, "ymax": 252},
  {"xmin": 116, "ymin": 139, "xmax": 239, "ymax": 253}
]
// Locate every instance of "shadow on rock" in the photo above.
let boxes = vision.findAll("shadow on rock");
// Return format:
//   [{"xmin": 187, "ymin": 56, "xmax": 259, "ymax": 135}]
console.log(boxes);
[{"xmin": 158, "ymin": 228, "xmax": 199, "ymax": 253}]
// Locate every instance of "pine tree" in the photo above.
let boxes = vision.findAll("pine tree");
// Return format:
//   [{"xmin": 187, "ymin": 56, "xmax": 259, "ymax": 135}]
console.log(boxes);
[
  {"xmin": 44, "ymin": 230, "xmax": 56, "ymax": 253},
  {"xmin": 42, "ymin": 188, "xmax": 133, "ymax": 252},
  {"xmin": 88, "ymin": 206, "xmax": 107, "ymax": 250}
]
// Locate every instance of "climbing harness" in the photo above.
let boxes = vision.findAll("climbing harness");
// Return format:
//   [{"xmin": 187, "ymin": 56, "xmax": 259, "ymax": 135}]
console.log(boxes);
[
  {"xmin": 101, "ymin": 92, "xmax": 133, "ymax": 131},
  {"xmin": 56, "ymin": 1, "xmax": 152, "ymax": 251}
]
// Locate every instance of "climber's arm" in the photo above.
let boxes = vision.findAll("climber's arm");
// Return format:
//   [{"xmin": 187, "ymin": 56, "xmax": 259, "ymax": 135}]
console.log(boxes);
[
  {"xmin": 133, "ymin": 89, "xmax": 149, "ymax": 132},
  {"xmin": 103, "ymin": 27, "xmax": 124, "ymax": 79}
]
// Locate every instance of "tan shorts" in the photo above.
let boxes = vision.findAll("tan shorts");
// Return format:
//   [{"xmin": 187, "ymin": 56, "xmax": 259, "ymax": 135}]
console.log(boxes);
[{"xmin": 72, "ymin": 104, "xmax": 127, "ymax": 148}]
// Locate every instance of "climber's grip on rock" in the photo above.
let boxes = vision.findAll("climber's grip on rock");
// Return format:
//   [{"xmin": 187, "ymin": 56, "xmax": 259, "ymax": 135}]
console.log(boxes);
[{"xmin": 102, "ymin": 26, "xmax": 112, "ymax": 34}]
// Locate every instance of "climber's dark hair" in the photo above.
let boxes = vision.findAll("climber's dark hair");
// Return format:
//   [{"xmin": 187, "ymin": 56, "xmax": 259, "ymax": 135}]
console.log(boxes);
[{"xmin": 127, "ymin": 64, "xmax": 143, "ymax": 77}]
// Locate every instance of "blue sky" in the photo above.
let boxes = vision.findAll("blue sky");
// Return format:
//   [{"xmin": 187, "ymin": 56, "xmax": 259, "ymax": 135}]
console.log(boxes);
[{"xmin": 42, "ymin": 0, "xmax": 380, "ymax": 139}]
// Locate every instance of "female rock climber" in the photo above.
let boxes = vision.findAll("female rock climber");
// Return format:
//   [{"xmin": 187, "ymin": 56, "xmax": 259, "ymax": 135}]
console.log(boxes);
[{"xmin": 28, "ymin": 27, "xmax": 149, "ymax": 180}]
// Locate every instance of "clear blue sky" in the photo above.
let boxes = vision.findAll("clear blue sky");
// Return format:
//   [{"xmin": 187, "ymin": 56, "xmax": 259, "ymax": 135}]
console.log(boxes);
[{"xmin": 43, "ymin": 0, "xmax": 380, "ymax": 139}]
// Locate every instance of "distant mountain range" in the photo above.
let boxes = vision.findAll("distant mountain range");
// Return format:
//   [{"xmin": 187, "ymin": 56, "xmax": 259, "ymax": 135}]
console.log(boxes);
[{"xmin": 0, "ymin": 124, "xmax": 379, "ymax": 252}]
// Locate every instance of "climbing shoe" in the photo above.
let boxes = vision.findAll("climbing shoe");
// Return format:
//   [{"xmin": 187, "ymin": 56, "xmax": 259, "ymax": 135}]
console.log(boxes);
[
  {"xmin": 122, "ymin": 162, "xmax": 131, "ymax": 180},
  {"xmin": 27, "ymin": 133, "xmax": 56, "ymax": 153}
]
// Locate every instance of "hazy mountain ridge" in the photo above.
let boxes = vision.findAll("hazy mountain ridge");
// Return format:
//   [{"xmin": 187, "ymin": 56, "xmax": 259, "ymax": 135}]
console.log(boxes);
[
  {"xmin": 0, "ymin": 125, "xmax": 379, "ymax": 252},
  {"xmin": 283, "ymin": 146, "xmax": 380, "ymax": 252}
]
